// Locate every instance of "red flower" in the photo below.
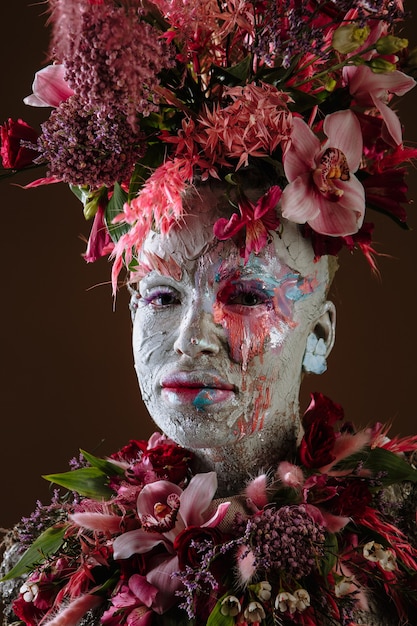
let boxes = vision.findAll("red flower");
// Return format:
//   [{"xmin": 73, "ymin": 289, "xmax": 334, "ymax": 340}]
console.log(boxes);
[
  {"xmin": 327, "ymin": 479, "xmax": 372, "ymax": 518},
  {"xmin": 174, "ymin": 525, "xmax": 222, "ymax": 570},
  {"xmin": 142, "ymin": 443, "xmax": 194, "ymax": 484},
  {"xmin": 110, "ymin": 439, "xmax": 148, "ymax": 463},
  {"xmin": 1, "ymin": 118, "xmax": 39, "ymax": 169},
  {"xmin": 213, "ymin": 186, "xmax": 281, "ymax": 262},
  {"xmin": 299, "ymin": 393, "xmax": 344, "ymax": 469}
]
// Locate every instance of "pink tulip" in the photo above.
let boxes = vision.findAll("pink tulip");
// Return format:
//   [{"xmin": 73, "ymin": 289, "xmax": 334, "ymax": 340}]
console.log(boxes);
[
  {"xmin": 281, "ymin": 110, "xmax": 365, "ymax": 237},
  {"xmin": 24, "ymin": 64, "xmax": 74, "ymax": 108},
  {"xmin": 343, "ymin": 65, "xmax": 416, "ymax": 146}
]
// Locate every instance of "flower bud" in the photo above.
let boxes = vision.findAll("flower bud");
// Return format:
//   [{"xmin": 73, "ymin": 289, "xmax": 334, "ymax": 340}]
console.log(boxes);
[
  {"xmin": 368, "ymin": 57, "xmax": 396, "ymax": 73},
  {"xmin": 332, "ymin": 24, "xmax": 370, "ymax": 54},
  {"xmin": 220, "ymin": 595, "xmax": 241, "ymax": 617},
  {"xmin": 254, "ymin": 581, "xmax": 272, "ymax": 601},
  {"xmin": 375, "ymin": 35, "xmax": 408, "ymax": 55},
  {"xmin": 243, "ymin": 601, "xmax": 266, "ymax": 623}
]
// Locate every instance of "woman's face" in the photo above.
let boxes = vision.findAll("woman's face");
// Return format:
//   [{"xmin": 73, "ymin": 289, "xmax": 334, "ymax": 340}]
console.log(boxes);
[{"xmin": 131, "ymin": 187, "xmax": 332, "ymax": 449}]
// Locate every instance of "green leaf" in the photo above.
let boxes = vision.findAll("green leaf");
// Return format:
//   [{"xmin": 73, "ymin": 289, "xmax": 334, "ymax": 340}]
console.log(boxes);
[
  {"xmin": 321, "ymin": 532, "xmax": 338, "ymax": 578},
  {"xmin": 43, "ymin": 467, "xmax": 113, "ymax": 499},
  {"xmin": 104, "ymin": 182, "xmax": 129, "ymax": 243},
  {"xmin": 1, "ymin": 526, "xmax": 67, "ymax": 581},
  {"xmin": 80, "ymin": 449, "xmax": 125, "ymax": 477},
  {"xmin": 335, "ymin": 446, "xmax": 417, "ymax": 485},
  {"xmin": 206, "ymin": 594, "xmax": 236, "ymax": 626},
  {"xmin": 211, "ymin": 56, "xmax": 252, "ymax": 85}
]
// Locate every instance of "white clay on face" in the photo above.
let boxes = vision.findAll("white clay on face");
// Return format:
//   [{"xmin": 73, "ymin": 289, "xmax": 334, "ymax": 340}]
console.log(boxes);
[{"xmin": 132, "ymin": 187, "xmax": 332, "ymax": 453}]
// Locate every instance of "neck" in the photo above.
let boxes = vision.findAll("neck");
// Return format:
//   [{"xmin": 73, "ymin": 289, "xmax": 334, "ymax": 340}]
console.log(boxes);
[{"xmin": 190, "ymin": 408, "xmax": 302, "ymax": 497}]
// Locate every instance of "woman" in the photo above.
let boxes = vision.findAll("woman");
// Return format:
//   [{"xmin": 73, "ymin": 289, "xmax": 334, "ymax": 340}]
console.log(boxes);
[{"xmin": 2, "ymin": 1, "xmax": 417, "ymax": 624}]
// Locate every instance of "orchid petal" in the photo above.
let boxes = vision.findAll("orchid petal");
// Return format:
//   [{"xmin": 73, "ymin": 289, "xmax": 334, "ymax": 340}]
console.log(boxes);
[
  {"xmin": 307, "ymin": 176, "xmax": 365, "ymax": 236},
  {"xmin": 281, "ymin": 173, "xmax": 321, "ymax": 223},
  {"xmin": 137, "ymin": 481, "xmax": 182, "ymax": 517},
  {"xmin": 371, "ymin": 95, "xmax": 402, "ymax": 146},
  {"xmin": 146, "ymin": 555, "xmax": 182, "ymax": 613},
  {"xmin": 23, "ymin": 64, "xmax": 74, "ymax": 108},
  {"xmin": 113, "ymin": 529, "xmax": 164, "ymax": 559},
  {"xmin": 202, "ymin": 501, "xmax": 231, "ymax": 528},
  {"xmin": 323, "ymin": 110, "xmax": 362, "ymax": 171},
  {"xmin": 69, "ymin": 512, "xmax": 121, "ymax": 534},
  {"xmin": 284, "ymin": 117, "xmax": 320, "ymax": 182},
  {"xmin": 179, "ymin": 472, "xmax": 218, "ymax": 526}
]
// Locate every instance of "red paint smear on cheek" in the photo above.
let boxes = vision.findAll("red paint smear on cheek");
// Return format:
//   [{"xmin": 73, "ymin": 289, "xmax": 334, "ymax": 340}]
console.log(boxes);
[
  {"xmin": 213, "ymin": 302, "xmax": 271, "ymax": 368},
  {"xmin": 234, "ymin": 378, "xmax": 272, "ymax": 438}
]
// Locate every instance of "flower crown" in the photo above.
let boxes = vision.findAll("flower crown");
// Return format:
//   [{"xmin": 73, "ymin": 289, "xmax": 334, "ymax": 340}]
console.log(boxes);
[{"xmin": 1, "ymin": 0, "xmax": 417, "ymax": 291}]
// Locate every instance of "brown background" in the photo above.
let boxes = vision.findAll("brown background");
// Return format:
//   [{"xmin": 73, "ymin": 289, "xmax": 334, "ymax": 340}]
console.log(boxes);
[{"xmin": 1, "ymin": 3, "xmax": 417, "ymax": 531}]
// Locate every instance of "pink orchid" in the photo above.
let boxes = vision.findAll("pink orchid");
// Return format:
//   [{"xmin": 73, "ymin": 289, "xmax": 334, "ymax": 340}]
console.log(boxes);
[
  {"xmin": 343, "ymin": 65, "xmax": 416, "ymax": 146},
  {"xmin": 213, "ymin": 185, "xmax": 281, "ymax": 261},
  {"xmin": 24, "ymin": 64, "xmax": 74, "ymax": 108},
  {"xmin": 281, "ymin": 110, "xmax": 365, "ymax": 236},
  {"xmin": 113, "ymin": 472, "xmax": 230, "ymax": 612}
]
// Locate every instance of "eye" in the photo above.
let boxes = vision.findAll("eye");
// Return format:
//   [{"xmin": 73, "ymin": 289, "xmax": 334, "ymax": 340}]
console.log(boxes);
[
  {"xmin": 142, "ymin": 287, "xmax": 181, "ymax": 308},
  {"xmin": 218, "ymin": 281, "xmax": 273, "ymax": 309}
]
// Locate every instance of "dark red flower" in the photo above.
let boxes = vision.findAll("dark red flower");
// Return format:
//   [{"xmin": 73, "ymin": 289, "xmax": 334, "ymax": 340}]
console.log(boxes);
[
  {"xmin": 1, "ymin": 118, "xmax": 39, "ymax": 169},
  {"xmin": 327, "ymin": 479, "xmax": 372, "ymax": 518},
  {"xmin": 174, "ymin": 526, "xmax": 222, "ymax": 570},
  {"xmin": 110, "ymin": 439, "xmax": 148, "ymax": 463},
  {"xmin": 143, "ymin": 443, "xmax": 193, "ymax": 483},
  {"xmin": 299, "ymin": 393, "xmax": 344, "ymax": 469}
]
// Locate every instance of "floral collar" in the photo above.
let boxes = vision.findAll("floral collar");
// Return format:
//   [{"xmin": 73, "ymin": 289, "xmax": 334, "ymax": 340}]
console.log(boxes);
[{"xmin": 3, "ymin": 393, "xmax": 417, "ymax": 625}]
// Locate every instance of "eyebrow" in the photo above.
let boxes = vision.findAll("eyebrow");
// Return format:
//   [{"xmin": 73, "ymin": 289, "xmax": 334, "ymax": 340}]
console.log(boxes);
[{"xmin": 214, "ymin": 262, "xmax": 300, "ymax": 286}]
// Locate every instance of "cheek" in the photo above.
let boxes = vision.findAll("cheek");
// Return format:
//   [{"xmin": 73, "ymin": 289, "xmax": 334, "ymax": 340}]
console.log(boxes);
[
  {"xmin": 132, "ymin": 312, "xmax": 172, "ymax": 369},
  {"xmin": 212, "ymin": 298, "xmax": 296, "ymax": 370}
]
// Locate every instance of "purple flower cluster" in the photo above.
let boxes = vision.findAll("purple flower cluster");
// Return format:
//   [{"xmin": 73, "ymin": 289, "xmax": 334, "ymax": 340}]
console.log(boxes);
[
  {"xmin": 237, "ymin": 505, "xmax": 325, "ymax": 580},
  {"xmin": 17, "ymin": 490, "xmax": 66, "ymax": 550},
  {"xmin": 39, "ymin": 96, "xmax": 145, "ymax": 188},
  {"xmin": 63, "ymin": 5, "xmax": 174, "ymax": 125}
]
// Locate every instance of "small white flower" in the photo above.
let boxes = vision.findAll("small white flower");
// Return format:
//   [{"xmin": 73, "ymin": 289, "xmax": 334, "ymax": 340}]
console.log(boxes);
[
  {"xmin": 256, "ymin": 580, "xmax": 272, "ymax": 601},
  {"xmin": 294, "ymin": 588, "xmax": 310, "ymax": 611},
  {"xmin": 220, "ymin": 595, "xmax": 241, "ymax": 617},
  {"xmin": 19, "ymin": 582, "xmax": 39, "ymax": 603},
  {"xmin": 243, "ymin": 601, "xmax": 266, "ymax": 622},
  {"xmin": 275, "ymin": 591, "xmax": 297, "ymax": 614},
  {"xmin": 363, "ymin": 541, "xmax": 396, "ymax": 571}
]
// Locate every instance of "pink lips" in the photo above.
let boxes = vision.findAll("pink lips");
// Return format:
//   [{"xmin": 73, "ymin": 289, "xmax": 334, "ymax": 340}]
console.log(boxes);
[{"xmin": 160, "ymin": 371, "xmax": 236, "ymax": 406}]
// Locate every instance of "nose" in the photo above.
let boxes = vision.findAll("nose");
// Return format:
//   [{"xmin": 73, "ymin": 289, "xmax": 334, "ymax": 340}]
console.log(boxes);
[{"xmin": 173, "ymin": 303, "xmax": 221, "ymax": 357}]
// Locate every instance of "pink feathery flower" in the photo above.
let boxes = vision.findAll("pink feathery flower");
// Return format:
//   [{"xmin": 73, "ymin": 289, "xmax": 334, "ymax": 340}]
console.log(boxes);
[
  {"xmin": 281, "ymin": 110, "xmax": 365, "ymax": 237},
  {"xmin": 197, "ymin": 83, "xmax": 293, "ymax": 169}
]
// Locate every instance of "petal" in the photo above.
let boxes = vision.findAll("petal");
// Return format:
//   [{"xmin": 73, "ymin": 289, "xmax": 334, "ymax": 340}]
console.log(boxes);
[
  {"xmin": 213, "ymin": 212, "xmax": 246, "ymax": 239},
  {"xmin": 113, "ymin": 529, "xmax": 163, "ymax": 559},
  {"xmin": 280, "ymin": 173, "xmax": 321, "ymax": 223},
  {"xmin": 179, "ymin": 472, "xmax": 218, "ymax": 526},
  {"xmin": 146, "ymin": 555, "xmax": 182, "ymax": 613},
  {"xmin": 128, "ymin": 574, "xmax": 158, "ymax": 608},
  {"xmin": 202, "ymin": 501, "xmax": 231, "ymax": 528},
  {"xmin": 307, "ymin": 175, "xmax": 365, "ymax": 236},
  {"xmin": 284, "ymin": 117, "xmax": 320, "ymax": 182},
  {"xmin": 371, "ymin": 95, "xmax": 402, "ymax": 146},
  {"xmin": 23, "ymin": 64, "xmax": 74, "ymax": 108},
  {"xmin": 322, "ymin": 110, "xmax": 362, "ymax": 171},
  {"xmin": 137, "ymin": 480, "xmax": 182, "ymax": 517}
]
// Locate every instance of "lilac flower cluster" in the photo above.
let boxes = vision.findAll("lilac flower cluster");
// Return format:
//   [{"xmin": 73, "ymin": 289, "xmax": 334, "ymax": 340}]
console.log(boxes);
[
  {"xmin": 237, "ymin": 505, "xmax": 325, "ymax": 580},
  {"xmin": 39, "ymin": 97, "xmax": 145, "ymax": 188},
  {"xmin": 17, "ymin": 490, "xmax": 66, "ymax": 550},
  {"xmin": 62, "ymin": 6, "xmax": 174, "ymax": 125}
]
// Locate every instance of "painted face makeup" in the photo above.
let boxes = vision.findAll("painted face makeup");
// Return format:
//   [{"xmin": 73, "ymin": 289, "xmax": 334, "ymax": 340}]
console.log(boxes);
[{"xmin": 131, "ymin": 187, "xmax": 331, "ymax": 451}]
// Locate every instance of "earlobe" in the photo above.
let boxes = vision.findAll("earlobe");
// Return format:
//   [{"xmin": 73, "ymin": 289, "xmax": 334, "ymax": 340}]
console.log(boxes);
[{"xmin": 302, "ymin": 301, "xmax": 336, "ymax": 375}]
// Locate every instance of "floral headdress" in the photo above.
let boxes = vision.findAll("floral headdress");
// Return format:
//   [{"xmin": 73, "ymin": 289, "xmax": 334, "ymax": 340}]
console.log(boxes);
[{"xmin": 1, "ymin": 0, "xmax": 417, "ymax": 291}]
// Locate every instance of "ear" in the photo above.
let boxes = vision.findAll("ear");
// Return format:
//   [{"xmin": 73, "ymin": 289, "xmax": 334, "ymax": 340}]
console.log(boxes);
[{"xmin": 302, "ymin": 301, "xmax": 336, "ymax": 375}]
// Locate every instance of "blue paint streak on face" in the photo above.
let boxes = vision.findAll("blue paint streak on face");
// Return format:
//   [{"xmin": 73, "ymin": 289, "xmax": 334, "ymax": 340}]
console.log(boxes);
[
  {"xmin": 193, "ymin": 389, "xmax": 217, "ymax": 411},
  {"xmin": 285, "ymin": 275, "xmax": 314, "ymax": 302}
]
